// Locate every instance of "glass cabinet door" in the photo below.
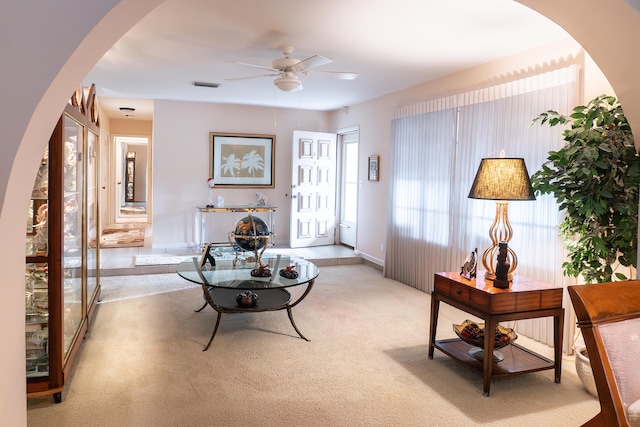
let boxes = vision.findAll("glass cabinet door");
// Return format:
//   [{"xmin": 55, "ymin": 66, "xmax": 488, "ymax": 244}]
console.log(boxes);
[
  {"xmin": 26, "ymin": 147, "xmax": 50, "ymax": 377},
  {"xmin": 62, "ymin": 114, "xmax": 84, "ymax": 357},
  {"xmin": 25, "ymin": 263, "xmax": 49, "ymax": 377},
  {"xmin": 86, "ymin": 129, "xmax": 99, "ymax": 308},
  {"xmin": 27, "ymin": 149, "xmax": 49, "ymax": 257}
]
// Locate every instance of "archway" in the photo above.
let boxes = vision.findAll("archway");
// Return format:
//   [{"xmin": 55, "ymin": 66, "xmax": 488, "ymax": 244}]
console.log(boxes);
[{"xmin": 3, "ymin": 1, "xmax": 640, "ymax": 425}]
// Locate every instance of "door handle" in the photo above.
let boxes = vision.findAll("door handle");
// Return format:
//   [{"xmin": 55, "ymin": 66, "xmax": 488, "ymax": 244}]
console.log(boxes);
[{"xmin": 339, "ymin": 223, "xmax": 350, "ymax": 228}]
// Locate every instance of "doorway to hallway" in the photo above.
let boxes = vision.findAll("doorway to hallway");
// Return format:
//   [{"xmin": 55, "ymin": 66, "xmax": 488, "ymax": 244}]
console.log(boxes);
[{"xmin": 113, "ymin": 136, "xmax": 150, "ymax": 224}]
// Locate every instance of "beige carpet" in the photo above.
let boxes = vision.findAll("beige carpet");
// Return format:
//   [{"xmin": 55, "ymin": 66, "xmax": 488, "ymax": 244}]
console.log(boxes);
[{"xmin": 26, "ymin": 264, "xmax": 599, "ymax": 426}]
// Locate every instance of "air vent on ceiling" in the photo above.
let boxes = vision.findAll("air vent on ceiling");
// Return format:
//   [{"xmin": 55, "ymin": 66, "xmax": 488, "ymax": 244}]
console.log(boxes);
[{"xmin": 193, "ymin": 81, "xmax": 220, "ymax": 88}]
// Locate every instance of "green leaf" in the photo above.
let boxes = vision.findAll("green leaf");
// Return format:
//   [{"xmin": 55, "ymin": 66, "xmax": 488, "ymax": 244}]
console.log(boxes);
[{"xmin": 614, "ymin": 272, "xmax": 629, "ymax": 281}]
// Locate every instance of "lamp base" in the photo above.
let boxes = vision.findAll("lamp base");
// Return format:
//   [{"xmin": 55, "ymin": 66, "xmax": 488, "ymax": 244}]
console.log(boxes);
[
  {"xmin": 484, "ymin": 271, "xmax": 496, "ymax": 281},
  {"xmin": 483, "ymin": 272, "xmax": 514, "ymax": 281}
]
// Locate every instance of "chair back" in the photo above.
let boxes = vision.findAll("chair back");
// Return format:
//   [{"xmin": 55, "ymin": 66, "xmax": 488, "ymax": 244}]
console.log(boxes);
[{"xmin": 568, "ymin": 281, "xmax": 640, "ymax": 427}]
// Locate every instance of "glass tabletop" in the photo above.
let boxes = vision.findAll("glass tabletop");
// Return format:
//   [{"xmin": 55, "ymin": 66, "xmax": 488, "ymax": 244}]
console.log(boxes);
[{"xmin": 176, "ymin": 254, "xmax": 319, "ymax": 290}]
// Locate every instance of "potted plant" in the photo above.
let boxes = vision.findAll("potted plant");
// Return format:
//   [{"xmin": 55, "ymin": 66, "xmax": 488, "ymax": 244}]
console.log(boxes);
[
  {"xmin": 531, "ymin": 94, "xmax": 639, "ymax": 283},
  {"xmin": 530, "ymin": 94, "xmax": 640, "ymax": 395}
]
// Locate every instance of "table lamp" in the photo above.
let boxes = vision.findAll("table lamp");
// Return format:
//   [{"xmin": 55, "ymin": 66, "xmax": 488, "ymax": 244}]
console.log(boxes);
[{"xmin": 468, "ymin": 157, "xmax": 535, "ymax": 281}]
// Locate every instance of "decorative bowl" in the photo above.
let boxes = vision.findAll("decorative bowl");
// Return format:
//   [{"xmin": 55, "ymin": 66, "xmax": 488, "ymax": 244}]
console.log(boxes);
[
  {"xmin": 453, "ymin": 319, "xmax": 517, "ymax": 349},
  {"xmin": 250, "ymin": 265, "xmax": 271, "ymax": 277},
  {"xmin": 236, "ymin": 291, "xmax": 259, "ymax": 307},
  {"xmin": 279, "ymin": 267, "xmax": 298, "ymax": 279}
]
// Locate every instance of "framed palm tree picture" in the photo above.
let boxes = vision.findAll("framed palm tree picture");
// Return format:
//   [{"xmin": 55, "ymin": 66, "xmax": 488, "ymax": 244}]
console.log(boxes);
[{"xmin": 209, "ymin": 132, "xmax": 275, "ymax": 188}]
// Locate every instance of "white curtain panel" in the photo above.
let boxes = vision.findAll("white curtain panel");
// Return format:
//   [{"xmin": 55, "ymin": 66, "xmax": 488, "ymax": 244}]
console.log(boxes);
[{"xmin": 386, "ymin": 66, "xmax": 579, "ymax": 348}]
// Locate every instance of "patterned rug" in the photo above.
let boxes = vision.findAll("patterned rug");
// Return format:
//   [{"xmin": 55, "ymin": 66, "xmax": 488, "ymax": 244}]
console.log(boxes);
[{"xmin": 100, "ymin": 228, "xmax": 145, "ymax": 248}]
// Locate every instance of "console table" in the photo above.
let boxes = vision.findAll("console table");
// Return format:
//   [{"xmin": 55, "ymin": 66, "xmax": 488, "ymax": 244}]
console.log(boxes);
[
  {"xmin": 197, "ymin": 205, "xmax": 276, "ymax": 248},
  {"xmin": 429, "ymin": 271, "xmax": 564, "ymax": 396}
]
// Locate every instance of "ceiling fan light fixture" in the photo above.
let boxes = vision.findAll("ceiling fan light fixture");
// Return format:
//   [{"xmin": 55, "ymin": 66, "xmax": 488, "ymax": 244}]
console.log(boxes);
[
  {"xmin": 274, "ymin": 74, "xmax": 301, "ymax": 92},
  {"xmin": 119, "ymin": 107, "xmax": 136, "ymax": 117}
]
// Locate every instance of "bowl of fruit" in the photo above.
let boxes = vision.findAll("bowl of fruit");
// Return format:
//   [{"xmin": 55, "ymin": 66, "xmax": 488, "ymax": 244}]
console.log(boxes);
[{"xmin": 453, "ymin": 319, "xmax": 517, "ymax": 349}]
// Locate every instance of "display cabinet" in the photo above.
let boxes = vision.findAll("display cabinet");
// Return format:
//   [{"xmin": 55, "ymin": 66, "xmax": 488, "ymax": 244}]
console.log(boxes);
[{"xmin": 25, "ymin": 85, "xmax": 101, "ymax": 402}]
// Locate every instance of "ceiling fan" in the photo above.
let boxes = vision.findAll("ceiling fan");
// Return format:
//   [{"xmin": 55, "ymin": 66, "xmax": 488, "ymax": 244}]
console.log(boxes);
[{"xmin": 226, "ymin": 45, "xmax": 358, "ymax": 92}]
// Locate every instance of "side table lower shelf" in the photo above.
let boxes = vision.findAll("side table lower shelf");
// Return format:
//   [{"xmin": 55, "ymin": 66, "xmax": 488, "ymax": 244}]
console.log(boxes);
[{"xmin": 434, "ymin": 338, "xmax": 555, "ymax": 377}]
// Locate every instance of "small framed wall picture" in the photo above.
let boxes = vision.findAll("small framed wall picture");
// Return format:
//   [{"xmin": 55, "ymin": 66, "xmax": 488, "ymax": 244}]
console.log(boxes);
[{"xmin": 368, "ymin": 155, "xmax": 379, "ymax": 181}]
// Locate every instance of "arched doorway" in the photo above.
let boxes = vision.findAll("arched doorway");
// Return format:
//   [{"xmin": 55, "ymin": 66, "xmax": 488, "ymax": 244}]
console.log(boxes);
[{"xmin": 4, "ymin": 1, "xmax": 640, "ymax": 425}]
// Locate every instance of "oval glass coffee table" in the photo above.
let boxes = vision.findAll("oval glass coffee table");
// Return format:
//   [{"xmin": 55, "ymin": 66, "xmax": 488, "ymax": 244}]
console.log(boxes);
[{"xmin": 176, "ymin": 255, "xmax": 319, "ymax": 351}]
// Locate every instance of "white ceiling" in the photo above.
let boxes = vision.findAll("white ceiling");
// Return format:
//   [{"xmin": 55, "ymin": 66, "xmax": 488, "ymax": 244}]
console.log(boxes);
[{"xmin": 85, "ymin": 0, "xmax": 573, "ymax": 121}]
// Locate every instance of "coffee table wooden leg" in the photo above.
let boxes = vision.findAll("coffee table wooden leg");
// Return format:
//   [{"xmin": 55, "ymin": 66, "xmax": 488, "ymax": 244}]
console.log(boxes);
[{"xmin": 203, "ymin": 311, "xmax": 223, "ymax": 351}]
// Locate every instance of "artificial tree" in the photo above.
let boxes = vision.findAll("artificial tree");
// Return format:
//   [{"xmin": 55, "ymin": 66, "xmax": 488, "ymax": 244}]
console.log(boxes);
[{"xmin": 531, "ymin": 94, "xmax": 640, "ymax": 284}]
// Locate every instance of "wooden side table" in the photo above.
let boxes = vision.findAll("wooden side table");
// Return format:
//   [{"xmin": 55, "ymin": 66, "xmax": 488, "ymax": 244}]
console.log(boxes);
[{"xmin": 428, "ymin": 271, "xmax": 564, "ymax": 396}]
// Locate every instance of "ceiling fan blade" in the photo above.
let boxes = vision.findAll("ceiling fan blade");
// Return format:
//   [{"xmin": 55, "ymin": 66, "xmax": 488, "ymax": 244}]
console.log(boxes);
[
  {"xmin": 225, "ymin": 74, "xmax": 280, "ymax": 81},
  {"xmin": 294, "ymin": 54, "xmax": 332, "ymax": 71},
  {"xmin": 302, "ymin": 70, "xmax": 359, "ymax": 80},
  {"xmin": 226, "ymin": 60, "xmax": 279, "ymax": 73}
]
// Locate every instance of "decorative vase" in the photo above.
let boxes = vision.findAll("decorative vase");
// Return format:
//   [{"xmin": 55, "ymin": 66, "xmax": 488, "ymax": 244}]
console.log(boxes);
[
  {"xmin": 574, "ymin": 346, "xmax": 598, "ymax": 397},
  {"xmin": 207, "ymin": 178, "xmax": 215, "ymax": 207}
]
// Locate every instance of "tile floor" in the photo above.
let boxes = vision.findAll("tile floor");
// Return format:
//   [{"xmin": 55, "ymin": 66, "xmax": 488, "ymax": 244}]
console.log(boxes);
[{"xmin": 99, "ymin": 244, "xmax": 363, "ymax": 276}]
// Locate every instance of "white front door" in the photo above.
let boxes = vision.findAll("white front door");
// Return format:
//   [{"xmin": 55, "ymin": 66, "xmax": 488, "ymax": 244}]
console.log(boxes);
[{"xmin": 290, "ymin": 130, "xmax": 337, "ymax": 248}]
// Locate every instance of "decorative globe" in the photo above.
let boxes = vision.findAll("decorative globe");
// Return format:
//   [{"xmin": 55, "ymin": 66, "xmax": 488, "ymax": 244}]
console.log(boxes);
[{"xmin": 234, "ymin": 215, "xmax": 269, "ymax": 251}]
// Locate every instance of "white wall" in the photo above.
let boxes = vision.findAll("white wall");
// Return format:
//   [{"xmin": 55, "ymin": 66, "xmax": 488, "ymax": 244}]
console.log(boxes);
[
  {"xmin": 151, "ymin": 100, "xmax": 330, "ymax": 248},
  {"xmin": 148, "ymin": 39, "xmax": 613, "ymax": 267}
]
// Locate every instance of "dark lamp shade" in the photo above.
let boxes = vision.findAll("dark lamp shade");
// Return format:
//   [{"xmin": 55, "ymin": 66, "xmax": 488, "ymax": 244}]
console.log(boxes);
[{"xmin": 468, "ymin": 158, "xmax": 536, "ymax": 201}]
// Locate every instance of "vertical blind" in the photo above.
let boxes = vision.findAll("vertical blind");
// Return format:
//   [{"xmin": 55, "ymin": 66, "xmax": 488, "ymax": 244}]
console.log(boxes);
[{"xmin": 385, "ymin": 65, "xmax": 578, "ymax": 347}]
